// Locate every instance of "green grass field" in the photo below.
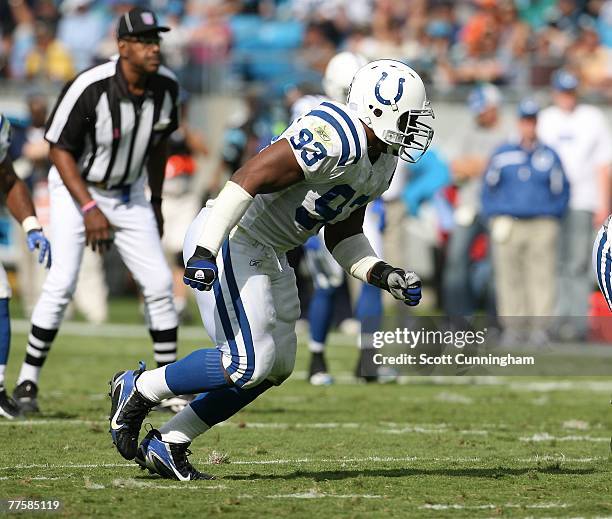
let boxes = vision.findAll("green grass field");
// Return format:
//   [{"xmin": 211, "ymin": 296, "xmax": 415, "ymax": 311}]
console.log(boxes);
[{"xmin": 0, "ymin": 318, "xmax": 611, "ymax": 518}]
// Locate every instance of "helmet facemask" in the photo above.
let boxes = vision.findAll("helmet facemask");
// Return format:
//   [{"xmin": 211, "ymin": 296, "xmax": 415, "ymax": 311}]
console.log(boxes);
[{"xmin": 382, "ymin": 105, "xmax": 435, "ymax": 163}]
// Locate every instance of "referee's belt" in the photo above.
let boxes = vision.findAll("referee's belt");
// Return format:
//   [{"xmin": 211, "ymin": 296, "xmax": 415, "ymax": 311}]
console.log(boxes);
[{"xmin": 87, "ymin": 182, "xmax": 132, "ymax": 203}]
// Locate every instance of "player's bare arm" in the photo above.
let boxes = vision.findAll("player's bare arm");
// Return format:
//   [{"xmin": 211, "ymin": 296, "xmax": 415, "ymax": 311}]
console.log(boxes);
[
  {"xmin": 50, "ymin": 145, "xmax": 112, "ymax": 253},
  {"xmin": 0, "ymin": 156, "xmax": 37, "ymax": 223},
  {"xmin": 0, "ymin": 156, "xmax": 51, "ymax": 268},
  {"xmin": 231, "ymin": 138, "xmax": 305, "ymax": 195},
  {"xmin": 146, "ymin": 138, "xmax": 169, "ymax": 237},
  {"xmin": 183, "ymin": 139, "xmax": 306, "ymax": 291}
]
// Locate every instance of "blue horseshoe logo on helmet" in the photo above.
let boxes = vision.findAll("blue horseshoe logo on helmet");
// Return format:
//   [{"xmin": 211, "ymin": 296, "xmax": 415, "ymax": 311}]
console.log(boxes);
[{"xmin": 374, "ymin": 72, "xmax": 405, "ymax": 107}]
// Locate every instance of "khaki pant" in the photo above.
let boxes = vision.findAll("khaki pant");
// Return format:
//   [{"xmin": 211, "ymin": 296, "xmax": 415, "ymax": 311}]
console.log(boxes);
[{"xmin": 490, "ymin": 216, "xmax": 559, "ymax": 326}]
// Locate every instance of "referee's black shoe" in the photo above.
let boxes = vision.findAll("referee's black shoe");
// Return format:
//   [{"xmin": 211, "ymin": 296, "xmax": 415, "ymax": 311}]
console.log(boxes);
[{"xmin": 13, "ymin": 380, "xmax": 39, "ymax": 414}]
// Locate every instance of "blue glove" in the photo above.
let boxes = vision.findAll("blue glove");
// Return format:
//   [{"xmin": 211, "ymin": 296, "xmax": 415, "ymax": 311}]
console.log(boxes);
[
  {"xmin": 183, "ymin": 246, "xmax": 218, "ymax": 291},
  {"xmin": 399, "ymin": 271, "xmax": 422, "ymax": 307},
  {"xmin": 371, "ymin": 263, "xmax": 422, "ymax": 307},
  {"xmin": 26, "ymin": 229, "xmax": 51, "ymax": 269}
]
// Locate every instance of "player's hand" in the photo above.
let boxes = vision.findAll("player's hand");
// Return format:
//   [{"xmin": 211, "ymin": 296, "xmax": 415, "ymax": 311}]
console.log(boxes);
[
  {"xmin": 151, "ymin": 200, "xmax": 164, "ymax": 237},
  {"xmin": 26, "ymin": 229, "xmax": 52, "ymax": 269},
  {"xmin": 386, "ymin": 269, "xmax": 422, "ymax": 306},
  {"xmin": 84, "ymin": 206, "xmax": 113, "ymax": 253},
  {"xmin": 184, "ymin": 246, "xmax": 218, "ymax": 291}
]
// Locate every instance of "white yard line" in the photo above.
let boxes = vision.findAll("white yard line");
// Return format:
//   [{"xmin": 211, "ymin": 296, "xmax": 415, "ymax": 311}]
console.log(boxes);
[
  {"xmin": 518, "ymin": 455, "xmax": 604, "ymax": 462},
  {"xmin": 0, "ymin": 462, "xmax": 134, "ymax": 470},
  {"xmin": 0, "ymin": 419, "xmax": 106, "ymax": 426},
  {"xmin": 264, "ymin": 491, "xmax": 383, "ymax": 499},
  {"xmin": 519, "ymin": 433, "xmax": 609, "ymax": 442},
  {"xmin": 4, "ymin": 454, "xmax": 602, "ymax": 473},
  {"xmin": 420, "ymin": 502, "xmax": 569, "ymax": 510}
]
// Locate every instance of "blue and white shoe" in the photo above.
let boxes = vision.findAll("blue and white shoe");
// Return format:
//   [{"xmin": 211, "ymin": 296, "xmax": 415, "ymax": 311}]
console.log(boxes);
[
  {"xmin": 109, "ymin": 361, "xmax": 155, "ymax": 460},
  {"xmin": 135, "ymin": 429, "xmax": 214, "ymax": 481}
]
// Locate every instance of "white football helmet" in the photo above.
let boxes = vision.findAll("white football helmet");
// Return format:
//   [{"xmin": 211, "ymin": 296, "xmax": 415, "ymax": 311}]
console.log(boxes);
[
  {"xmin": 323, "ymin": 51, "xmax": 368, "ymax": 103},
  {"xmin": 347, "ymin": 59, "xmax": 434, "ymax": 163}
]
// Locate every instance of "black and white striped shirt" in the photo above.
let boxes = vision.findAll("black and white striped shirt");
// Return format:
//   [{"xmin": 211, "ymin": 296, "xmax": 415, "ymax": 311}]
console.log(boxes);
[{"xmin": 45, "ymin": 57, "xmax": 179, "ymax": 189}]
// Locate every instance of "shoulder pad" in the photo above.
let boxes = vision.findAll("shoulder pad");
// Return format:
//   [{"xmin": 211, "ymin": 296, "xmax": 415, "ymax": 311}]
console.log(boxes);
[{"xmin": 304, "ymin": 101, "xmax": 367, "ymax": 166}]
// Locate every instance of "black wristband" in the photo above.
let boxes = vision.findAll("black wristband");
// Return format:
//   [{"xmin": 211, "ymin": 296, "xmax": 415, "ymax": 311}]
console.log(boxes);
[
  {"xmin": 150, "ymin": 195, "xmax": 163, "ymax": 205},
  {"xmin": 193, "ymin": 245, "xmax": 216, "ymax": 261},
  {"xmin": 368, "ymin": 261, "xmax": 401, "ymax": 291}
]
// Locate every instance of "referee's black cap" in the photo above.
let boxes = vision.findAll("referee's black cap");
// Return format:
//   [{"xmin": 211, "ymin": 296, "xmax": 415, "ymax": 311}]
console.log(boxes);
[{"xmin": 117, "ymin": 7, "xmax": 170, "ymax": 38}]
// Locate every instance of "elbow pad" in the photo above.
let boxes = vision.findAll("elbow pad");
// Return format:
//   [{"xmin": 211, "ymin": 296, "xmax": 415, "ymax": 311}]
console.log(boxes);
[{"xmin": 197, "ymin": 181, "xmax": 253, "ymax": 256}]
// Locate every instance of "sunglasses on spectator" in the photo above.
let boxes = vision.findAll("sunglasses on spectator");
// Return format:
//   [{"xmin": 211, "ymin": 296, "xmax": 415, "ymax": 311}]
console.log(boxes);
[{"xmin": 122, "ymin": 35, "xmax": 162, "ymax": 46}]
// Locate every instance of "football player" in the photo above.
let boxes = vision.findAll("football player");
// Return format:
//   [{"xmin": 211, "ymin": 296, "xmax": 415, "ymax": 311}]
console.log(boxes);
[
  {"xmin": 0, "ymin": 115, "xmax": 51, "ymax": 419},
  {"xmin": 109, "ymin": 60, "xmax": 433, "ymax": 479},
  {"xmin": 290, "ymin": 52, "xmax": 391, "ymax": 384}
]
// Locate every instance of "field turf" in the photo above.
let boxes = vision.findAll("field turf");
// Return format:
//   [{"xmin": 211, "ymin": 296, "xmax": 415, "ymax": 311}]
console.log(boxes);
[{"xmin": 0, "ymin": 318, "xmax": 610, "ymax": 518}]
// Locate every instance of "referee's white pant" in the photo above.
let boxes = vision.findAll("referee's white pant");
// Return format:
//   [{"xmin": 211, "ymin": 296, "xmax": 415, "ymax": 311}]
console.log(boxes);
[
  {"xmin": 593, "ymin": 216, "xmax": 612, "ymax": 311},
  {"xmin": 184, "ymin": 205, "xmax": 300, "ymax": 388},
  {"xmin": 31, "ymin": 172, "xmax": 178, "ymax": 335}
]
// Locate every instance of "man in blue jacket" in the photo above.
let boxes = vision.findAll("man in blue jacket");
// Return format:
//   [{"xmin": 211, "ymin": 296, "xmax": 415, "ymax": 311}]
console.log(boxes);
[{"xmin": 482, "ymin": 99, "xmax": 570, "ymax": 345}]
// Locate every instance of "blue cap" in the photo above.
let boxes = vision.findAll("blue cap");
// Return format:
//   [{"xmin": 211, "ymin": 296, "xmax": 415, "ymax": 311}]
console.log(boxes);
[
  {"xmin": 518, "ymin": 98, "xmax": 539, "ymax": 118},
  {"xmin": 551, "ymin": 70, "xmax": 579, "ymax": 91},
  {"xmin": 467, "ymin": 84, "xmax": 502, "ymax": 115}
]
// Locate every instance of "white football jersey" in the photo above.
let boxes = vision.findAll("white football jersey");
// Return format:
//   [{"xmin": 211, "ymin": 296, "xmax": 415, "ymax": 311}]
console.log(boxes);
[
  {"xmin": 0, "ymin": 115, "xmax": 11, "ymax": 163},
  {"xmin": 239, "ymin": 101, "xmax": 397, "ymax": 252}
]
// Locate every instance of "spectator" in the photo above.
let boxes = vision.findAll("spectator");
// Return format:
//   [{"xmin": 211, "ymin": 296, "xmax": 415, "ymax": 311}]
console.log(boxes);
[
  {"xmin": 482, "ymin": 99, "xmax": 570, "ymax": 345},
  {"xmin": 537, "ymin": 70, "xmax": 612, "ymax": 340},
  {"xmin": 566, "ymin": 20, "xmax": 612, "ymax": 96},
  {"xmin": 443, "ymin": 84, "xmax": 511, "ymax": 319},
  {"xmin": 25, "ymin": 21, "xmax": 75, "ymax": 83},
  {"xmin": 57, "ymin": 0, "xmax": 106, "ymax": 73},
  {"xmin": 595, "ymin": 0, "xmax": 612, "ymax": 47},
  {"xmin": 448, "ymin": 1, "xmax": 508, "ymax": 85}
]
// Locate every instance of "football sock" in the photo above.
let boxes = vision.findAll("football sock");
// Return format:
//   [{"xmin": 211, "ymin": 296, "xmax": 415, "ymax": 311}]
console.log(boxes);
[
  {"xmin": 159, "ymin": 381, "xmax": 273, "ymax": 443},
  {"xmin": 0, "ymin": 298, "xmax": 10, "ymax": 387},
  {"xmin": 17, "ymin": 325, "xmax": 57, "ymax": 385},
  {"xmin": 192, "ymin": 380, "xmax": 273, "ymax": 425},
  {"xmin": 135, "ymin": 366, "xmax": 170, "ymax": 403},
  {"xmin": 137, "ymin": 348, "xmax": 230, "ymax": 401},
  {"xmin": 158, "ymin": 405, "xmax": 209, "ymax": 444},
  {"xmin": 149, "ymin": 327, "xmax": 178, "ymax": 367},
  {"xmin": 308, "ymin": 286, "xmax": 336, "ymax": 344},
  {"xmin": 308, "ymin": 340, "xmax": 325, "ymax": 354}
]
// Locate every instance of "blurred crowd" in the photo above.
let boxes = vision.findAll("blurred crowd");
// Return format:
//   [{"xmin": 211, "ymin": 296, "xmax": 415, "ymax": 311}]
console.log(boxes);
[{"xmin": 1, "ymin": 0, "xmax": 611, "ymax": 97}]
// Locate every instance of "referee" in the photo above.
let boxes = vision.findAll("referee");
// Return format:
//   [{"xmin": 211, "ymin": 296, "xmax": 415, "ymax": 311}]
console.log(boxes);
[{"xmin": 12, "ymin": 7, "xmax": 182, "ymax": 413}]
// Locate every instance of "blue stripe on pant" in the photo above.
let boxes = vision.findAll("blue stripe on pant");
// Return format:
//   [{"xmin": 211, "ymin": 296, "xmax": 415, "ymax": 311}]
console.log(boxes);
[
  {"xmin": 212, "ymin": 240, "xmax": 256, "ymax": 387},
  {"xmin": 595, "ymin": 229, "xmax": 612, "ymax": 310}
]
